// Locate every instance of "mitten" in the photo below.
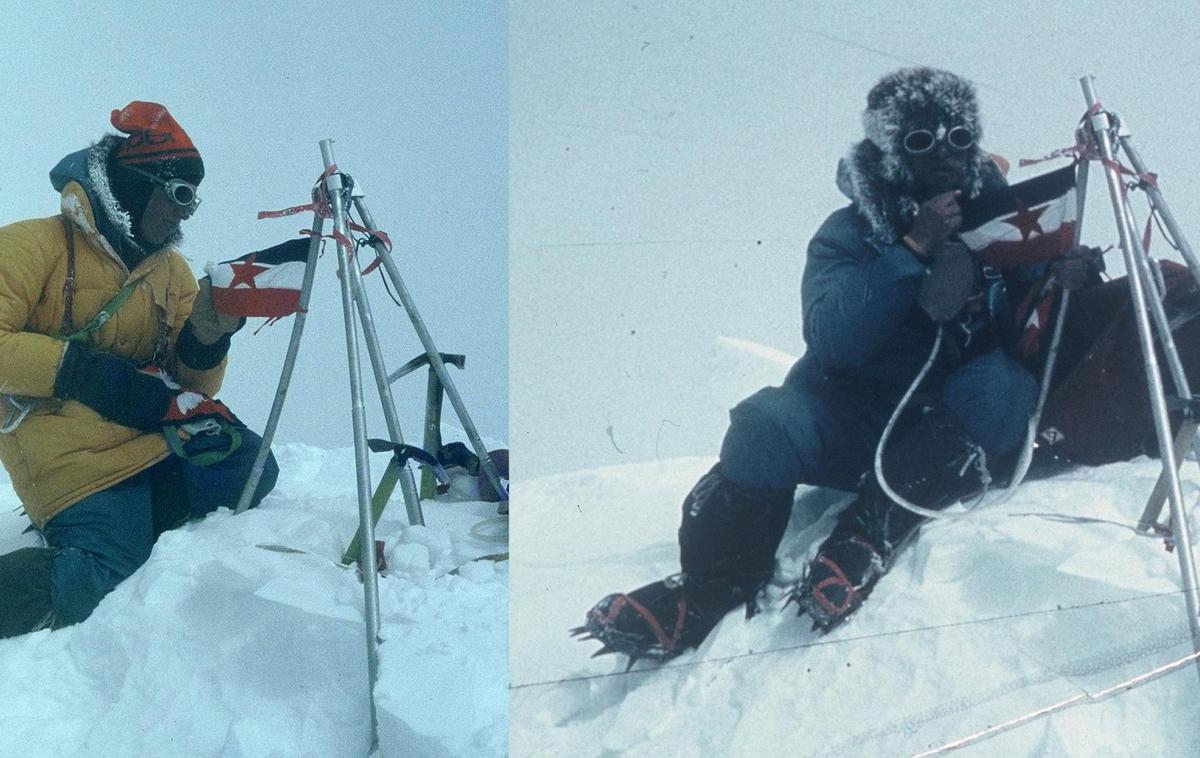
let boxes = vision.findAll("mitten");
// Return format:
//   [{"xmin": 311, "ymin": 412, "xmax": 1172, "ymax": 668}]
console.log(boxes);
[
  {"xmin": 186, "ymin": 277, "xmax": 244, "ymax": 345},
  {"xmin": 53, "ymin": 343, "xmax": 175, "ymax": 431},
  {"xmin": 161, "ymin": 390, "xmax": 245, "ymax": 466},
  {"xmin": 917, "ymin": 241, "xmax": 976, "ymax": 322}
]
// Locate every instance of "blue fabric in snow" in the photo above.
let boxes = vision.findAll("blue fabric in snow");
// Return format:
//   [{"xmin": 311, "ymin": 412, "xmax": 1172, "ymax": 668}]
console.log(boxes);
[{"xmin": 42, "ymin": 430, "xmax": 278, "ymax": 625}]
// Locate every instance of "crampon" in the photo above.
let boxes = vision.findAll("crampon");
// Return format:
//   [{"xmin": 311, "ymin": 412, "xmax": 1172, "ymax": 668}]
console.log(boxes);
[
  {"xmin": 787, "ymin": 534, "xmax": 886, "ymax": 633},
  {"xmin": 571, "ymin": 575, "xmax": 750, "ymax": 669}
]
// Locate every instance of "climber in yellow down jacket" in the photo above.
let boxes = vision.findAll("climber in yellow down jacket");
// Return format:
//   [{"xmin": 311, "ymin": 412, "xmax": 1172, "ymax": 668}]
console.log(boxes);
[{"xmin": 0, "ymin": 101, "xmax": 278, "ymax": 637}]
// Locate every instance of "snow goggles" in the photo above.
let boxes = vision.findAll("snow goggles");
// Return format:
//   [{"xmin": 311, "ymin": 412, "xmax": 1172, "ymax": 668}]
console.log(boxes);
[
  {"xmin": 123, "ymin": 165, "xmax": 201, "ymax": 210},
  {"xmin": 902, "ymin": 126, "xmax": 975, "ymax": 155}
]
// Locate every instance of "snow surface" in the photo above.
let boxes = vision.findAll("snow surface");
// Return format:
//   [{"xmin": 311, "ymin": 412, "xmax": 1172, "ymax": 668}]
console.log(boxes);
[
  {"xmin": 0, "ymin": 442, "xmax": 507, "ymax": 758},
  {"xmin": 511, "ymin": 447, "xmax": 1200, "ymax": 756}
]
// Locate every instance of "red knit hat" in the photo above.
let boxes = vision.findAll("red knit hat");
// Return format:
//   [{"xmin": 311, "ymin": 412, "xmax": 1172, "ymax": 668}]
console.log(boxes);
[{"xmin": 109, "ymin": 101, "xmax": 204, "ymax": 182}]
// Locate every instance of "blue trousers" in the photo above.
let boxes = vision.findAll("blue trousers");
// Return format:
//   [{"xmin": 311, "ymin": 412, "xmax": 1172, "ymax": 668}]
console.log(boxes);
[
  {"xmin": 41, "ymin": 430, "xmax": 279, "ymax": 626},
  {"xmin": 719, "ymin": 348, "xmax": 1038, "ymax": 491}
]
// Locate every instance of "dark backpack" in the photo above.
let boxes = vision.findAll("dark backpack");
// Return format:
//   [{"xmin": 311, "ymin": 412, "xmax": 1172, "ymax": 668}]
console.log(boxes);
[{"xmin": 1037, "ymin": 261, "xmax": 1200, "ymax": 465}]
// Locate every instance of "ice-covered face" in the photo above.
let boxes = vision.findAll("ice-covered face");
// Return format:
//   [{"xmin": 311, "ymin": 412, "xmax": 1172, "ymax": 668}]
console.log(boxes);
[
  {"xmin": 901, "ymin": 122, "xmax": 975, "ymax": 200},
  {"xmin": 136, "ymin": 183, "xmax": 194, "ymax": 249}
]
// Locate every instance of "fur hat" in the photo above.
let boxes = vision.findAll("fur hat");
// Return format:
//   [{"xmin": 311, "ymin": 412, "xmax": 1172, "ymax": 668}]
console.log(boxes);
[{"xmin": 841, "ymin": 67, "xmax": 1000, "ymax": 244}]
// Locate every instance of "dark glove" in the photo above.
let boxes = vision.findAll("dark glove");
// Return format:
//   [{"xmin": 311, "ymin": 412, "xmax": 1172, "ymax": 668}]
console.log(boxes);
[
  {"xmin": 918, "ymin": 241, "xmax": 976, "ymax": 322},
  {"xmin": 1051, "ymin": 245, "xmax": 1105, "ymax": 291},
  {"xmin": 53, "ymin": 343, "xmax": 175, "ymax": 431},
  {"xmin": 906, "ymin": 190, "xmax": 963, "ymax": 255},
  {"xmin": 161, "ymin": 390, "xmax": 245, "ymax": 466}
]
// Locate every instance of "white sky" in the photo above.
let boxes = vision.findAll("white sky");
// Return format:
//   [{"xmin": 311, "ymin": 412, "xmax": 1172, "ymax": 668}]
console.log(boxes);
[
  {"xmin": 0, "ymin": 2, "xmax": 508, "ymax": 454},
  {"xmin": 511, "ymin": 0, "xmax": 1200, "ymax": 478}
]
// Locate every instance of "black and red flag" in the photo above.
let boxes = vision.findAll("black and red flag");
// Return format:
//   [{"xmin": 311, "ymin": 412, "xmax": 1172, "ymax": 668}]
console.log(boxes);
[
  {"xmin": 958, "ymin": 163, "xmax": 1079, "ymax": 359},
  {"xmin": 205, "ymin": 239, "xmax": 310, "ymax": 318}
]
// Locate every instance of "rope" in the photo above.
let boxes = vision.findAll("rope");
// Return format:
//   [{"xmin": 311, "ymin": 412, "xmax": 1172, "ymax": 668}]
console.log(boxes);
[
  {"xmin": 910, "ymin": 648, "xmax": 1200, "ymax": 756},
  {"xmin": 511, "ymin": 587, "xmax": 1189, "ymax": 691},
  {"xmin": 470, "ymin": 515, "xmax": 509, "ymax": 543},
  {"xmin": 872, "ymin": 327, "xmax": 966, "ymax": 521},
  {"xmin": 986, "ymin": 287, "xmax": 1071, "ymax": 507}
]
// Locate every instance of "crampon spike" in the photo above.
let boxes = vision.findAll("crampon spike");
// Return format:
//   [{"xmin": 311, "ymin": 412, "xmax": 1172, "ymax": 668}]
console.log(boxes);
[
  {"xmin": 624, "ymin": 655, "xmax": 639, "ymax": 673},
  {"xmin": 590, "ymin": 646, "xmax": 615, "ymax": 659}
]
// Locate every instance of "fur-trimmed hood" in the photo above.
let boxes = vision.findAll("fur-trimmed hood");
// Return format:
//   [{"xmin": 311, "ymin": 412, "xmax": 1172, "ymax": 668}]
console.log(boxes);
[
  {"xmin": 48, "ymin": 136, "xmax": 146, "ymax": 270},
  {"xmin": 836, "ymin": 140, "xmax": 1007, "ymax": 244},
  {"xmin": 836, "ymin": 67, "xmax": 1006, "ymax": 244}
]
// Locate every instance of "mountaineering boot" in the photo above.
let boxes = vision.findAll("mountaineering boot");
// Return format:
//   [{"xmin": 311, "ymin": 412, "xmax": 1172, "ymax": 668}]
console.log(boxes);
[
  {"xmin": 574, "ymin": 465, "xmax": 794, "ymax": 665},
  {"xmin": 572, "ymin": 573, "xmax": 758, "ymax": 667},
  {"xmin": 0, "ymin": 546, "xmax": 56, "ymax": 639},
  {"xmin": 790, "ymin": 400, "xmax": 993, "ymax": 632}
]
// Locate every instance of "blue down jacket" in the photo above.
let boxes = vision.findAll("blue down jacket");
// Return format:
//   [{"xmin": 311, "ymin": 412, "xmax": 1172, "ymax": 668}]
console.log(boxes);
[{"xmin": 717, "ymin": 161, "xmax": 1042, "ymax": 492}]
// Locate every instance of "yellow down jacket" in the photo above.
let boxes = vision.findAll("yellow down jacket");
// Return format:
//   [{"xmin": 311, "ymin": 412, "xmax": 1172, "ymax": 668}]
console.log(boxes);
[{"xmin": 0, "ymin": 181, "xmax": 225, "ymax": 527}]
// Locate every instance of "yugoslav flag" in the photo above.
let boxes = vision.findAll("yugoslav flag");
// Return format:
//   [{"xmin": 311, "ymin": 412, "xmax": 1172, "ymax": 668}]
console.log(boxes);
[
  {"xmin": 957, "ymin": 163, "xmax": 1079, "ymax": 362},
  {"xmin": 958, "ymin": 162, "xmax": 1078, "ymax": 270},
  {"xmin": 205, "ymin": 239, "xmax": 310, "ymax": 318}
]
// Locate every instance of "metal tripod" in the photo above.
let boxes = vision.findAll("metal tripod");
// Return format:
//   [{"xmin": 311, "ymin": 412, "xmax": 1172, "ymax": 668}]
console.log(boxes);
[
  {"xmin": 1078, "ymin": 76, "xmax": 1200, "ymax": 674},
  {"xmin": 230, "ymin": 139, "xmax": 508, "ymax": 749}
]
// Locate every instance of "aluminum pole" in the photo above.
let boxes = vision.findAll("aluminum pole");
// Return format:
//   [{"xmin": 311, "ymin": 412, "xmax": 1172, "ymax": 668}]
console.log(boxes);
[
  {"xmin": 1121, "ymin": 201, "xmax": 1192, "ymax": 399},
  {"xmin": 351, "ymin": 197, "xmax": 508, "ymax": 506},
  {"xmin": 1120, "ymin": 135, "xmax": 1200, "ymax": 292},
  {"xmin": 1115, "ymin": 140, "xmax": 1200, "ymax": 528},
  {"xmin": 235, "ymin": 215, "xmax": 326, "ymax": 515},
  {"xmin": 1081, "ymin": 77, "xmax": 1200, "ymax": 664},
  {"xmin": 322, "ymin": 140, "xmax": 381, "ymax": 750},
  {"xmin": 1005, "ymin": 160, "xmax": 1088, "ymax": 495},
  {"xmin": 321, "ymin": 151, "xmax": 425, "ymax": 527}
]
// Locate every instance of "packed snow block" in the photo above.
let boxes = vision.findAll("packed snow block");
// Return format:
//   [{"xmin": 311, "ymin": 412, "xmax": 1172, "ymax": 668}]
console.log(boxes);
[
  {"xmin": 1, "ymin": 440, "xmax": 507, "ymax": 757},
  {"xmin": 375, "ymin": 567, "xmax": 508, "ymax": 757},
  {"xmin": 375, "ymin": 714, "xmax": 457, "ymax": 758}
]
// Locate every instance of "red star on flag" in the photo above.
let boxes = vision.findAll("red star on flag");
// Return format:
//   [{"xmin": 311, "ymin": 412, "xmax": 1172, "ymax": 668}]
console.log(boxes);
[
  {"xmin": 1000, "ymin": 202, "xmax": 1048, "ymax": 241},
  {"xmin": 227, "ymin": 254, "xmax": 270, "ymax": 289}
]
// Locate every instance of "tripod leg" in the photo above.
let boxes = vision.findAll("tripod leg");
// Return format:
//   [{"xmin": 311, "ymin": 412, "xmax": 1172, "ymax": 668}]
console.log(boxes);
[
  {"xmin": 343, "ymin": 230, "xmax": 425, "ymax": 527},
  {"xmin": 420, "ymin": 370, "xmax": 445, "ymax": 500},
  {"xmin": 1139, "ymin": 419, "xmax": 1199, "ymax": 530},
  {"xmin": 352, "ymin": 197, "xmax": 508, "ymax": 508},
  {"xmin": 1082, "ymin": 77, "xmax": 1200, "ymax": 673},
  {"xmin": 1118, "ymin": 179, "xmax": 1199, "ymax": 532},
  {"xmin": 322, "ymin": 141, "xmax": 381, "ymax": 751},
  {"xmin": 234, "ymin": 214, "xmax": 326, "ymax": 515},
  {"xmin": 1120, "ymin": 134, "xmax": 1200, "ymax": 292}
]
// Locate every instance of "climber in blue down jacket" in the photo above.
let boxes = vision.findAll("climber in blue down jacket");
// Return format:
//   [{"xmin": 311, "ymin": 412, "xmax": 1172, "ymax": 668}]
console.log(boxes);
[{"xmin": 575, "ymin": 67, "xmax": 1103, "ymax": 665}]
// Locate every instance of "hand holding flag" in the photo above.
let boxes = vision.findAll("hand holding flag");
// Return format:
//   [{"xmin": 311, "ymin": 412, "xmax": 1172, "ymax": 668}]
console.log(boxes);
[
  {"xmin": 956, "ymin": 163, "xmax": 1087, "ymax": 361},
  {"xmin": 957, "ymin": 163, "xmax": 1079, "ymax": 271},
  {"xmin": 187, "ymin": 278, "xmax": 243, "ymax": 344},
  {"xmin": 204, "ymin": 239, "xmax": 310, "ymax": 319},
  {"xmin": 905, "ymin": 190, "xmax": 963, "ymax": 256}
]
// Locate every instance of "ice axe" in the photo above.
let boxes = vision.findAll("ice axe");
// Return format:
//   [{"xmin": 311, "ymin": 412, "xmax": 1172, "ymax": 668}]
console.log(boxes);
[{"xmin": 340, "ymin": 440, "xmax": 448, "ymax": 568}]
